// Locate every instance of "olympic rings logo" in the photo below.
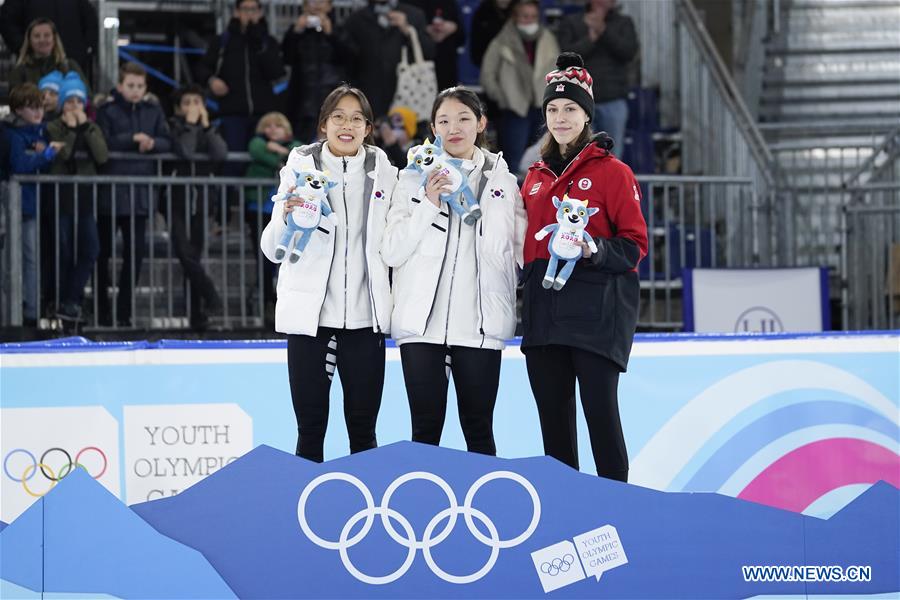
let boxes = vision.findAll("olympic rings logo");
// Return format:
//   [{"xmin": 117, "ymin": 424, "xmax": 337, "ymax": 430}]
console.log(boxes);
[
  {"xmin": 541, "ymin": 554, "xmax": 575, "ymax": 576},
  {"xmin": 298, "ymin": 470, "xmax": 541, "ymax": 585},
  {"xmin": 3, "ymin": 447, "xmax": 108, "ymax": 497}
]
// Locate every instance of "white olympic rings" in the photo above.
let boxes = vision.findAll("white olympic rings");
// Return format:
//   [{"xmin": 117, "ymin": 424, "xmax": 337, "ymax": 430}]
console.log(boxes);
[{"xmin": 297, "ymin": 470, "xmax": 541, "ymax": 585}]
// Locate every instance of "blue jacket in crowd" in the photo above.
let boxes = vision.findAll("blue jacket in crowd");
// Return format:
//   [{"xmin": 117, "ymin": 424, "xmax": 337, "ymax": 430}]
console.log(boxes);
[
  {"xmin": 96, "ymin": 89, "xmax": 172, "ymax": 216},
  {"xmin": 5, "ymin": 115, "xmax": 57, "ymax": 218}
]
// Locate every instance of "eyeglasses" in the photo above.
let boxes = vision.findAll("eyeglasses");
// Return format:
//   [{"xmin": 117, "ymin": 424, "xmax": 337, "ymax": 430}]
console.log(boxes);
[{"xmin": 328, "ymin": 112, "xmax": 368, "ymax": 128}]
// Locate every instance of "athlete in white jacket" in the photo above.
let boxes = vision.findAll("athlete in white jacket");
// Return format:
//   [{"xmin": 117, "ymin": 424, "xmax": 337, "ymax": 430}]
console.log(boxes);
[
  {"xmin": 260, "ymin": 86, "xmax": 398, "ymax": 462},
  {"xmin": 382, "ymin": 87, "xmax": 526, "ymax": 455}
]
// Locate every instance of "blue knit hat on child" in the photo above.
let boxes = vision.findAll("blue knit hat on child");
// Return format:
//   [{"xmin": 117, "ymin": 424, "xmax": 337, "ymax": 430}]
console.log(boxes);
[
  {"xmin": 38, "ymin": 70, "xmax": 64, "ymax": 93},
  {"xmin": 59, "ymin": 72, "xmax": 88, "ymax": 110}
]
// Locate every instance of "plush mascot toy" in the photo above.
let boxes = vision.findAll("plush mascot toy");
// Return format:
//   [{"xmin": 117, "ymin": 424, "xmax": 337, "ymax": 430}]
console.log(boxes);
[
  {"xmin": 274, "ymin": 168, "xmax": 338, "ymax": 263},
  {"xmin": 534, "ymin": 194, "xmax": 599, "ymax": 290},
  {"xmin": 405, "ymin": 136, "xmax": 482, "ymax": 225}
]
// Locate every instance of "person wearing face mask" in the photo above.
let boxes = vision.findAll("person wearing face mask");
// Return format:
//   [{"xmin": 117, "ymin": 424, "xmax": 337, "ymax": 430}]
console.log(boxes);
[
  {"xmin": 480, "ymin": 0, "xmax": 559, "ymax": 176},
  {"xmin": 340, "ymin": 0, "xmax": 434, "ymax": 119},
  {"xmin": 260, "ymin": 85, "xmax": 398, "ymax": 463},
  {"xmin": 520, "ymin": 52, "xmax": 647, "ymax": 482},
  {"xmin": 382, "ymin": 86, "xmax": 525, "ymax": 456}
]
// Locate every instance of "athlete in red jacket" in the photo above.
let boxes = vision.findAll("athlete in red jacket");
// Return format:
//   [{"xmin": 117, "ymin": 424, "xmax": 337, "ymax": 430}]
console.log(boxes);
[{"xmin": 520, "ymin": 52, "xmax": 647, "ymax": 482}]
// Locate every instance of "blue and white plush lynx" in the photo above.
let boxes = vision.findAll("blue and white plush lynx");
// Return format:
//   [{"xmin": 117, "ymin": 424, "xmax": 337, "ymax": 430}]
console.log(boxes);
[
  {"xmin": 405, "ymin": 136, "xmax": 482, "ymax": 225},
  {"xmin": 275, "ymin": 169, "xmax": 338, "ymax": 263},
  {"xmin": 534, "ymin": 194, "xmax": 599, "ymax": 290}
]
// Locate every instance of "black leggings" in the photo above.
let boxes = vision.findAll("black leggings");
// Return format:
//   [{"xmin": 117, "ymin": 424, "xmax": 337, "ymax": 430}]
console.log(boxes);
[
  {"xmin": 287, "ymin": 328, "xmax": 385, "ymax": 462},
  {"xmin": 524, "ymin": 345, "xmax": 628, "ymax": 481},
  {"xmin": 399, "ymin": 343, "xmax": 501, "ymax": 456}
]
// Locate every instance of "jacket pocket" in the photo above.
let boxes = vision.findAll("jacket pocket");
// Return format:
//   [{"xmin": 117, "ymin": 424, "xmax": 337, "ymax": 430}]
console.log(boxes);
[{"xmin": 551, "ymin": 266, "xmax": 611, "ymax": 321}]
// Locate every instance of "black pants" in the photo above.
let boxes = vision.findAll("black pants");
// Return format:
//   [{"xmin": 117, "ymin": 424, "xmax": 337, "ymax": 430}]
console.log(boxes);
[
  {"xmin": 97, "ymin": 215, "xmax": 147, "ymax": 325},
  {"xmin": 287, "ymin": 328, "xmax": 385, "ymax": 463},
  {"xmin": 159, "ymin": 189, "xmax": 220, "ymax": 324},
  {"xmin": 524, "ymin": 345, "xmax": 628, "ymax": 481},
  {"xmin": 399, "ymin": 343, "xmax": 501, "ymax": 456}
]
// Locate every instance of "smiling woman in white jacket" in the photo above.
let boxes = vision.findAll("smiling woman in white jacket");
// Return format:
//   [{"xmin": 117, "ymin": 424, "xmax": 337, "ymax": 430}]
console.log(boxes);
[
  {"xmin": 260, "ymin": 85, "xmax": 397, "ymax": 463},
  {"xmin": 382, "ymin": 87, "xmax": 526, "ymax": 456}
]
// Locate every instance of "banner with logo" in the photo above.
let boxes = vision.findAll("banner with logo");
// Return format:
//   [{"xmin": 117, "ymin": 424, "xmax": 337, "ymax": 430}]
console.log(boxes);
[
  {"xmin": 683, "ymin": 267, "xmax": 829, "ymax": 332},
  {"xmin": 1, "ymin": 406, "xmax": 119, "ymax": 521},
  {"xmin": 1, "ymin": 333, "xmax": 896, "ymax": 525}
]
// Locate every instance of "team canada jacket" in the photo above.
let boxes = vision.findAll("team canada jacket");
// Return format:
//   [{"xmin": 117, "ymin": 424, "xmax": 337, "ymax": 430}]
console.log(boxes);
[{"xmin": 520, "ymin": 137, "xmax": 648, "ymax": 370}]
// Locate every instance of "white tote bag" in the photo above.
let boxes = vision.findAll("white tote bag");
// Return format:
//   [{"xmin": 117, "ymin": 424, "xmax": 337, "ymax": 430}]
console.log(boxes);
[{"xmin": 390, "ymin": 26, "xmax": 438, "ymax": 120}]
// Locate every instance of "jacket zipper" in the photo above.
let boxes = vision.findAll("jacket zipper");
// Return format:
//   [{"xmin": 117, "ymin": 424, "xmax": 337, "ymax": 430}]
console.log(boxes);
[
  {"xmin": 443, "ymin": 213, "xmax": 464, "ymax": 346},
  {"xmin": 366, "ymin": 169, "xmax": 381, "ymax": 332},
  {"xmin": 341, "ymin": 156, "xmax": 349, "ymax": 328},
  {"xmin": 244, "ymin": 46, "xmax": 254, "ymax": 115},
  {"xmin": 475, "ymin": 220, "xmax": 485, "ymax": 348}
]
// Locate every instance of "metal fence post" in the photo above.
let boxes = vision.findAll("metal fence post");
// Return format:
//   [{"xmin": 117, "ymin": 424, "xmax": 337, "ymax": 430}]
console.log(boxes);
[{"xmin": 6, "ymin": 181, "xmax": 24, "ymax": 326}]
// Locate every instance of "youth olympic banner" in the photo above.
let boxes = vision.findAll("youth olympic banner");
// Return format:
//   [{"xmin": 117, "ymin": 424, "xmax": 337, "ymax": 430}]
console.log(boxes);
[{"xmin": 1, "ymin": 332, "xmax": 897, "ymax": 526}]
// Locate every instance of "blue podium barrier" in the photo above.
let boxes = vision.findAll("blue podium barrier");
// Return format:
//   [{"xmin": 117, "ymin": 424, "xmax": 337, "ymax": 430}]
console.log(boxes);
[{"xmin": 1, "ymin": 442, "xmax": 898, "ymax": 598}]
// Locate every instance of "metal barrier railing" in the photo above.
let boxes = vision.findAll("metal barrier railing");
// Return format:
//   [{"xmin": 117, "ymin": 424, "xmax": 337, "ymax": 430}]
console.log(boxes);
[
  {"xmin": 840, "ymin": 185, "xmax": 900, "ymax": 331},
  {"xmin": 3, "ymin": 175, "xmax": 277, "ymax": 332},
  {"xmin": 638, "ymin": 175, "xmax": 760, "ymax": 329}
]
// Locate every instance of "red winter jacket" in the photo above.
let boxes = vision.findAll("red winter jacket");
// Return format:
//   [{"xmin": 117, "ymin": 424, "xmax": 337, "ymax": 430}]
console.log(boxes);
[
  {"xmin": 519, "ymin": 139, "xmax": 648, "ymax": 370},
  {"xmin": 522, "ymin": 141, "xmax": 647, "ymax": 268}
]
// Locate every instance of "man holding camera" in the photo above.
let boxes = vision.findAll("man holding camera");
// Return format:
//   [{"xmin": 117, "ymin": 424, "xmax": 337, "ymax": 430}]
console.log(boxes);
[{"xmin": 282, "ymin": 0, "xmax": 349, "ymax": 142}]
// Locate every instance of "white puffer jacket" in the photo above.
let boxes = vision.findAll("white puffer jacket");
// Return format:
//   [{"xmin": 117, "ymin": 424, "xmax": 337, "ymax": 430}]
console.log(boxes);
[
  {"xmin": 260, "ymin": 141, "xmax": 398, "ymax": 336},
  {"xmin": 382, "ymin": 149, "xmax": 526, "ymax": 348}
]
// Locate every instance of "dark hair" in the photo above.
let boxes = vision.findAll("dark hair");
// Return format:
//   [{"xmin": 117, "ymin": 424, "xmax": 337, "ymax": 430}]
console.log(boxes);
[
  {"xmin": 539, "ymin": 126, "xmax": 614, "ymax": 164},
  {"xmin": 172, "ymin": 83, "xmax": 205, "ymax": 107},
  {"xmin": 512, "ymin": 0, "xmax": 540, "ymax": 18},
  {"xmin": 430, "ymin": 86, "xmax": 488, "ymax": 149},
  {"xmin": 317, "ymin": 84, "xmax": 375, "ymax": 145},
  {"xmin": 236, "ymin": 0, "xmax": 262, "ymax": 9},
  {"xmin": 118, "ymin": 61, "xmax": 147, "ymax": 83},
  {"xmin": 10, "ymin": 83, "xmax": 43, "ymax": 111}
]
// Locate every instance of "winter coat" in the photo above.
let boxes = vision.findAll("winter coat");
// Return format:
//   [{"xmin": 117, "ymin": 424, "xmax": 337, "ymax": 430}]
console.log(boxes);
[
  {"xmin": 520, "ymin": 137, "xmax": 648, "ymax": 370},
  {"xmin": 9, "ymin": 56, "xmax": 89, "ymax": 95},
  {"xmin": 0, "ymin": 0, "xmax": 97, "ymax": 75},
  {"xmin": 555, "ymin": 8, "xmax": 639, "ymax": 103},
  {"xmin": 260, "ymin": 141, "xmax": 398, "ymax": 336},
  {"xmin": 480, "ymin": 21, "xmax": 560, "ymax": 117},
  {"xmin": 281, "ymin": 20, "xmax": 348, "ymax": 123},
  {"xmin": 196, "ymin": 18, "xmax": 285, "ymax": 118},
  {"xmin": 5, "ymin": 115, "xmax": 56, "ymax": 218},
  {"xmin": 469, "ymin": 1, "xmax": 510, "ymax": 67},
  {"xmin": 46, "ymin": 116, "xmax": 108, "ymax": 213},
  {"xmin": 339, "ymin": 3, "xmax": 435, "ymax": 118},
  {"xmin": 383, "ymin": 148, "xmax": 526, "ymax": 348},
  {"xmin": 95, "ymin": 90, "xmax": 172, "ymax": 216}
]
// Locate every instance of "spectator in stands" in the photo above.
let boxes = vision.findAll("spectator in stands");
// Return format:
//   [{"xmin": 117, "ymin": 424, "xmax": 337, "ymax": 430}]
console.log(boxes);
[
  {"xmin": 46, "ymin": 72, "xmax": 106, "ymax": 323},
  {"xmin": 6, "ymin": 83, "xmax": 63, "ymax": 325},
  {"xmin": 166, "ymin": 84, "xmax": 226, "ymax": 330},
  {"xmin": 374, "ymin": 105, "xmax": 419, "ymax": 168},
  {"xmin": 95, "ymin": 62, "xmax": 172, "ymax": 327},
  {"xmin": 245, "ymin": 111, "xmax": 301, "ymax": 319},
  {"xmin": 259, "ymin": 85, "xmax": 398, "ymax": 462},
  {"xmin": 38, "ymin": 70, "xmax": 63, "ymax": 123},
  {"xmin": 196, "ymin": 0, "xmax": 285, "ymax": 158},
  {"xmin": 555, "ymin": 0, "xmax": 639, "ymax": 146},
  {"xmin": 408, "ymin": 0, "xmax": 464, "ymax": 91},
  {"xmin": 0, "ymin": 0, "xmax": 98, "ymax": 83},
  {"xmin": 281, "ymin": 0, "xmax": 349, "ymax": 143},
  {"xmin": 480, "ymin": 0, "xmax": 559, "ymax": 175},
  {"xmin": 8, "ymin": 19, "xmax": 89, "ymax": 92},
  {"xmin": 340, "ymin": 0, "xmax": 434, "ymax": 119},
  {"xmin": 469, "ymin": 0, "xmax": 513, "ymax": 68}
]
